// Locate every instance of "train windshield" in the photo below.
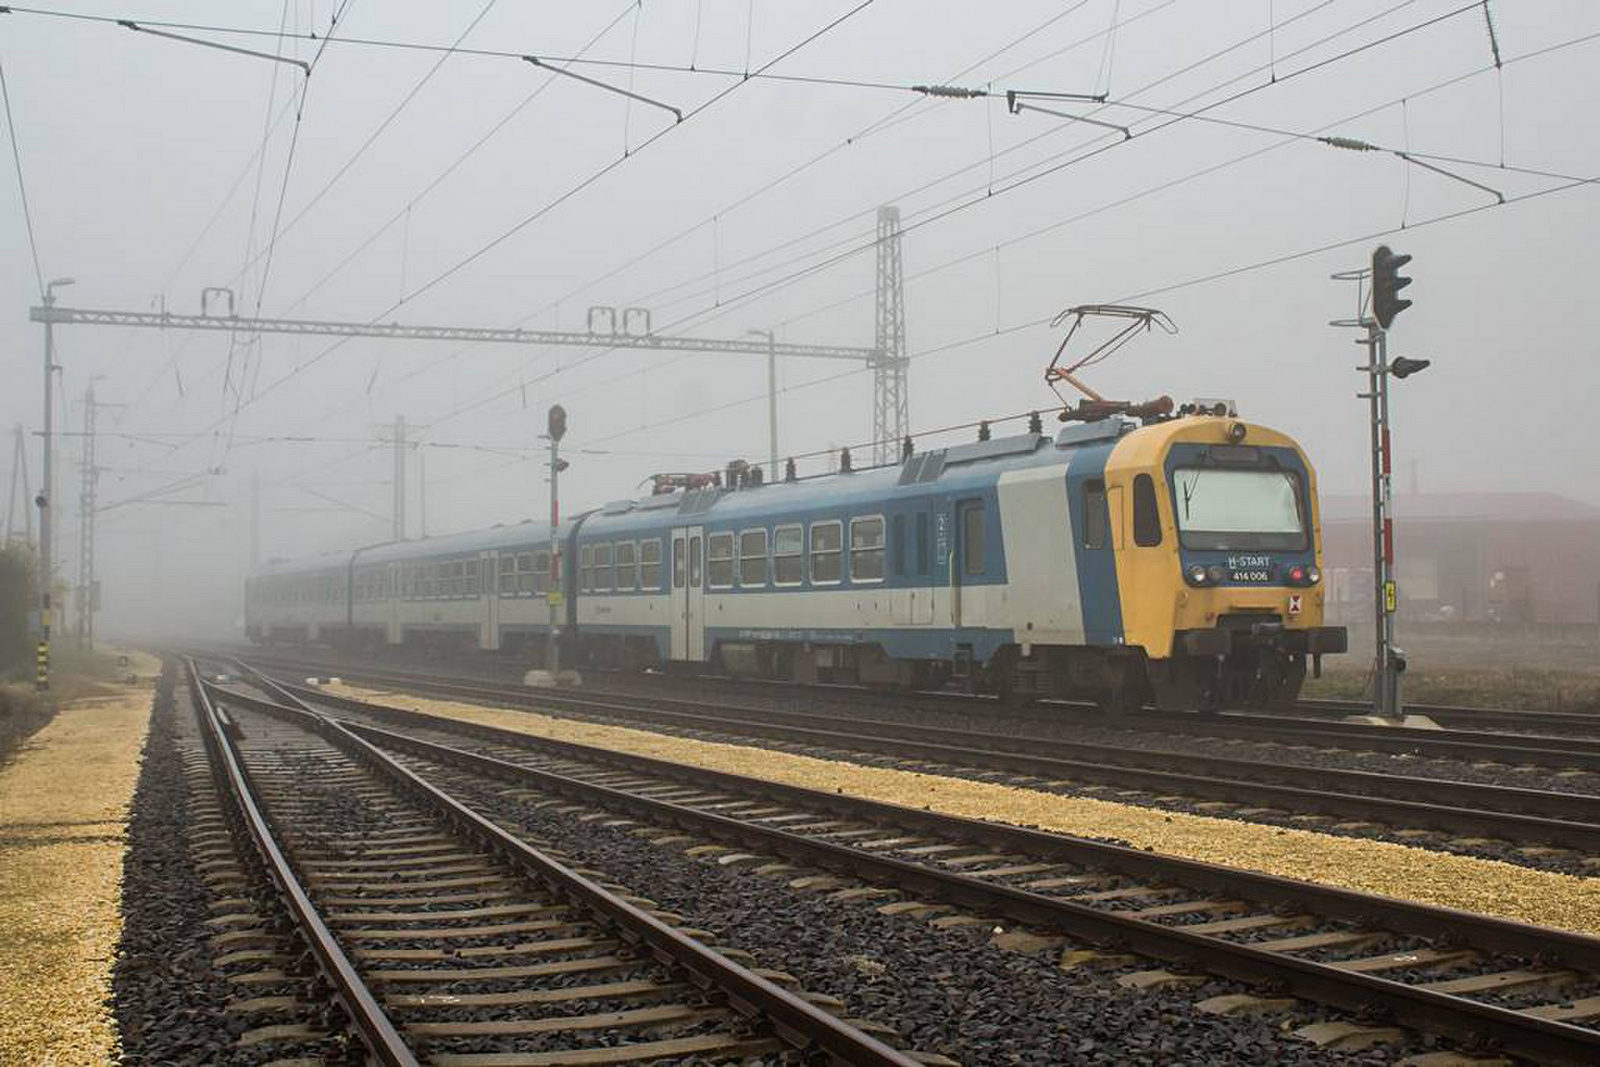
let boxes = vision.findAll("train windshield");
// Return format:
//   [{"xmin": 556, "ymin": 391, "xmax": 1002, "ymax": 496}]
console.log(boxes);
[{"xmin": 1171, "ymin": 467, "xmax": 1306, "ymax": 551}]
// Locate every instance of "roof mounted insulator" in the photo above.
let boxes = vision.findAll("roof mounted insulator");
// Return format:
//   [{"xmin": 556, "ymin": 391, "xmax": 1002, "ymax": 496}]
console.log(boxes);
[
  {"xmin": 785, "ymin": 457, "xmax": 797, "ymax": 483},
  {"xmin": 902, "ymin": 435, "xmax": 914, "ymax": 461},
  {"xmin": 748, "ymin": 465, "xmax": 764, "ymax": 487},
  {"xmin": 977, "ymin": 420, "xmax": 991, "ymax": 442},
  {"xmin": 1028, "ymin": 411, "xmax": 1043, "ymax": 434},
  {"xmin": 839, "ymin": 447, "xmax": 853, "ymax": 473}
]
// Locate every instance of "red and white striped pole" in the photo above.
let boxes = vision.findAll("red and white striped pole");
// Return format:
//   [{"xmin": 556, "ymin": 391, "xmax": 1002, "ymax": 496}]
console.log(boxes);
[{"xmin": 1371, "ymin": 325, "xmax": 1401, "ymax": 717}]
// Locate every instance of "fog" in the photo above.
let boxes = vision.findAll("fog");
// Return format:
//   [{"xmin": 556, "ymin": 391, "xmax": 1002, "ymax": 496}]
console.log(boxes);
[{"xmin": 1, "ymin": 0, "xmax": 1595, "ymax": 641}]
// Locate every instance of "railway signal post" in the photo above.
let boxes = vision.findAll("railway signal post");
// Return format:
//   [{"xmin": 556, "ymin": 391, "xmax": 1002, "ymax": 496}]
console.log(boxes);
[
  {"xmin": 532, "ymin": 404, "xmax": 579, "ymax": 688},
  {"xmin": 1333, "ymin": 247, "xmax": 1427, "ymax": 719}
]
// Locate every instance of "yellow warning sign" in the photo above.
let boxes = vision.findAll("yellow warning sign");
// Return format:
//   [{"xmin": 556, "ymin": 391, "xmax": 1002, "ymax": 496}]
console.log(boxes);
[
  {"xmin": 1383, "ymin": 581, "xmax": 1397, "ymax": 612},
  {"xmin": 547, "ymin": 591, "xmax": 565, "ymax": 607}
]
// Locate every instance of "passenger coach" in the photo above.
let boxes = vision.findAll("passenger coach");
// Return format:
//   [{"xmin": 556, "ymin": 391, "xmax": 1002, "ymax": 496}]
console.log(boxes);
[{"xmin": 246, "ymin": 407, "xmax": 1346, "ymax": 710}]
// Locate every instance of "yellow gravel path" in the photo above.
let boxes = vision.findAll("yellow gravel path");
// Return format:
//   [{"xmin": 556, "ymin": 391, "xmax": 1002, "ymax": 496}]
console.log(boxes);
[
  {"xmin": 0, "ymin": 653, "xmax": 158, "ymax": 1066},
  {"xmin": 333, "ymin": 682, "xmax": 1600, "ymax": 937}
]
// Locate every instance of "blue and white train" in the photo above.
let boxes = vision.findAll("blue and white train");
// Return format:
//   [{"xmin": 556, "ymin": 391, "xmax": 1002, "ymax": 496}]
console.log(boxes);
[{"xmin": 246, "ymin": 408, "xmax": 1347, "ymax": 709}]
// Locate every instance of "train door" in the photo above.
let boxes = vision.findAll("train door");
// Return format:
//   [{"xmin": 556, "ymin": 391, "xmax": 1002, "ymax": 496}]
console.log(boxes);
[
  {"xmin": 670, "ymin": 525, "xmax": 706, "ymax": 660},
  {"xmin": 952, "ymin": 498, "xmax": 986, "ymax": 627},
  {"xmin": 484, "ymin": 552, "xmax": 501, "ymax": 650}
]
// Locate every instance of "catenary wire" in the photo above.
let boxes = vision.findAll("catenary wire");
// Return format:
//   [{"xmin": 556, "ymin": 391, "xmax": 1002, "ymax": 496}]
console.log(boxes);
[
  {"xmin": 564, "ymin": 171, "xmax": 1598, "ymax": 460},
  {"xmin": 413, "ymin": 0, "xmax": 1465, "ymax": 435},
  {"xmin": 0, "ymin": 55, "xmax": 45, "ymax": 297},
  {"xmin": 218, "ymin": 0, "xmax": 882, "ymax": 429}
]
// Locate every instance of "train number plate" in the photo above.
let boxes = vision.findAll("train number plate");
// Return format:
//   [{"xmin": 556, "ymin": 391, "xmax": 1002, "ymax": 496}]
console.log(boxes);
[{"xmin": 1227, "ymin": 554, "xmax": 1272, "ymax": 582}]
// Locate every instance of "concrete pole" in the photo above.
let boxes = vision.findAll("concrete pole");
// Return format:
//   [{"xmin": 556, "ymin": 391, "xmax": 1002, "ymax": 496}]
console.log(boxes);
[
  {"xmin": 249, "ymin": 469, "xmax": 260, "ymax": 570},
  {"xmin": 747, "ymin": 328, "xmax": 777, "ymax": 475},
  {"xmin": 37, "ymin": 289, "xmax": 55, "ymax": 691},
  {"xmin": 767, "ymin": 334, "xmax": 778, "ymax": 476},
  {"xmin": 393, "ymin": 414, "xmax": 406, "ymax": 541}
]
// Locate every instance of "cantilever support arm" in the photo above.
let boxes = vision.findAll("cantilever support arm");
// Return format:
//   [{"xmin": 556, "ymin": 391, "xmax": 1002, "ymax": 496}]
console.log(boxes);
[{"xmin": 524, "ymin": 55, "xmax": 682, "ymax": 123}]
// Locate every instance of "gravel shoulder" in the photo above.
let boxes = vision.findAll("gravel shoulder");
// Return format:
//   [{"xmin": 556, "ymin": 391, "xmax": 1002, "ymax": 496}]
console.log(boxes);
[
  {"xmin": 0, "ymin": 654, "xmax": 158, "ymax": 1065},
  {"xmin": 329, "ymin": 681, "xmax": 1600, "ymax": 937}
]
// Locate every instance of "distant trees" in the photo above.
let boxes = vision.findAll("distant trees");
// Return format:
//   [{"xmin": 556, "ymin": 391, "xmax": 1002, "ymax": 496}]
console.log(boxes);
[{"xmin": 0, "ymin": 546, "xmax": 36, "ymax": 677}]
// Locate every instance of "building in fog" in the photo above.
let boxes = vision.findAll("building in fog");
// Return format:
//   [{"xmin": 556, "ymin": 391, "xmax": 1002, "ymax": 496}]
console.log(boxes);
[{"xmin": 1320, "ymin": 493, "xmax": 1600, "ymax": 627}]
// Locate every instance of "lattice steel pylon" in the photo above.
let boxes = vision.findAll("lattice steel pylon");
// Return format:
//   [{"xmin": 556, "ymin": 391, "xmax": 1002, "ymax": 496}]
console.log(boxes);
[{"xmin": 872, "ymin": 205, "xmax": 909, "ymax": 465}]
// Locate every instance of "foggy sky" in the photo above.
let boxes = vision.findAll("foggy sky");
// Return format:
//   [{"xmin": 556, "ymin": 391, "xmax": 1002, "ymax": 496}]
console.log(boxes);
[{"xmin": 1, "ymin": 0, "xmax": 1596, "ymax": 638}]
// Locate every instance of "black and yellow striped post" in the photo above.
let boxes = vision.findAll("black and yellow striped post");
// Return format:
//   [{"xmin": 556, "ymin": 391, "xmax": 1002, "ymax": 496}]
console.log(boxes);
[{"xmin": 36, "ymin": 605, "xmax": 49, "ymax": 692}]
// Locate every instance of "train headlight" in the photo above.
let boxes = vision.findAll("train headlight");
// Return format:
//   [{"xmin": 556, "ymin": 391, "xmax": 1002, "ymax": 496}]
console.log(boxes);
[
  {"xmin": 1206, "ymin": 564, "xmax": 1227, "ymax": 584},
  {"xmin": 1186, "ymin": 564, "xmax": 1209, "ymax": 586},
  {"xmin": 1306, "ymin": 565, "xmax": 1321, "ymax": 585}
]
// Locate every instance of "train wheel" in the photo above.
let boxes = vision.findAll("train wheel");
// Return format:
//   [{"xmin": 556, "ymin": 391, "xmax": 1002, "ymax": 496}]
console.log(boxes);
[{"xmin": 1095, "ymin": 655, "xmax": 1148, "ymax": 714}]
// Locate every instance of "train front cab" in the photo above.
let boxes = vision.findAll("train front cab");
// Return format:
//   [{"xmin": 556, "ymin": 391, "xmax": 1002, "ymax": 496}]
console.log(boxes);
[{"xmin": 1108, "ymin": 417, "xmax": 1346, "ymax": 709}]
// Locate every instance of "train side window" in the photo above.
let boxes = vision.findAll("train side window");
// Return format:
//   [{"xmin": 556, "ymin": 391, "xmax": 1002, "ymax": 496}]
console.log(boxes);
[
  {"xmin": 498, "ymin": 555, "xmax": 515, "ymax": 595},
  {"xmin": 892, "ymin": 514, "xmax": 905, "ymax": 577},
  {"xmin": 1083, "ymin": 480, "xmax": 1108, "ymax": 550},
  {"xmin": 707, "ymin": 533, "xmax": 735, "ymax": 588},
  {"xmin": 739, "ymin": 529, "xmax": 768, "ymax": 586},
  {"xmin": 616, "ymin": 541, "xmax": 637, "ymax": 591},
  {"xmin": 639, "ymin": 539, "xmax": 662, "ymax": 590},
  {"xmin": 688, "ymin": 535, "xmax": 702, "ymax": 587},
  {"xmin": 1133, "ymin": 474, "xmax": 1162, "ymax": 547},
  {"xmin": 773, "ymin": 524, "xmax": 803, "ymax": 585},
  {"xmin": 533, "ymin": 550, "xmax": 550, "ymax": 595},
  {"xmin": 595, "ymin": 543, "xmax": 614, "ymax": 593},
  {"xmin": 915, "ymin": 512, "xmax": 929, "ymax": 574},
  {"xmin": 960, "ymin": 502, "xmax": 985, "ymax": 576},
  {"xmin": 810, "ymin": 521, "xmax": 843, "ymax": 584},
  {"xmin": 672, "ymin": 537, "xmax": 685, "ymax": 589},
  {"xmin": 850, "ymin": 516, "xmax": 885, "ymax": 582},
  {"xmin": 580, "ymin": 544, "xmax": 594, "ymax": 593}
]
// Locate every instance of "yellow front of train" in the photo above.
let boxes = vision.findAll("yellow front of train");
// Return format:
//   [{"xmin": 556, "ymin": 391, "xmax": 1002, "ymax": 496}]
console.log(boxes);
[{"xmin": 1104, "ymin": 413, "xmax": 1347, "ymax": 708}]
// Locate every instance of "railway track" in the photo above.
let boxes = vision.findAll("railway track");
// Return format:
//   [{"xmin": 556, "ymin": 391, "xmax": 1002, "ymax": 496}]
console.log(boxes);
[
  {"xmin": 1296, "ymin": 696, "xmax": 1600, "ymax": 735},
  {"xmin": 184, "ymin": 658, "xmax": 919, "ymax": 1065},
  {"xmin": 219, "ymin": 645, "xmax": 1600, "ymax": 736},
  {"xmin": 231, "ymin": 650, "xmax": 1600, "ymax": 773},
  {"xmin": 233, "ymin": 657, "xmax": 1600, "ymax": 866},
  {"xmin": 207, "ymin": 668, "xmax": 1600, "ymax": 1064}
]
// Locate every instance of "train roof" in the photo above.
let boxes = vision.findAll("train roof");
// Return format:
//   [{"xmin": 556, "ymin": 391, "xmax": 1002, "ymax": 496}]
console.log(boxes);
[{"xmin": 252, "ymin": 414, "xmax": 1301, "ymax": 578}]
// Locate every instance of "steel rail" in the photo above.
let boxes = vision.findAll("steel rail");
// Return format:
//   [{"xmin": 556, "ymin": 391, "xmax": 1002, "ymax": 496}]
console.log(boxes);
[
  {"xmin": 222, "ymin": 646, "xmax": 1587, "ymax": 739},
  {"xmin": 1298, "ymin": 696, "xmax": 1600, "ymax": 734},
  {"xmin": 210, "ymin": 680, "xmax": 1600, "ymax": 1066},
  {"xmin": 211, "ymin": 677, "xmax": 918, "ymax": 1067},
  {"xmin": 237, "ymin": 660, "xmax": 1600, "ymax": 850},
  {"xmin": 237, "ymin": 654, "xmax": 1600, "ymax": 771},
  {"xmin": 227, "ymin": 646, "xmax": 1599, "ymax": 737},
  {"xmin": 182, "ymin": 658, "xmax": 419, "ymax": 1067}
]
